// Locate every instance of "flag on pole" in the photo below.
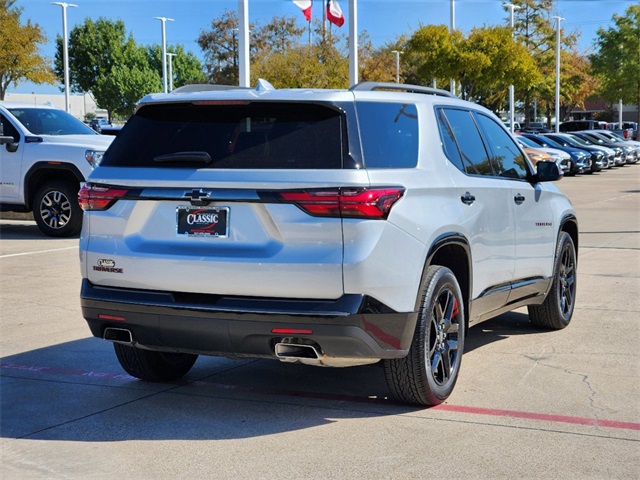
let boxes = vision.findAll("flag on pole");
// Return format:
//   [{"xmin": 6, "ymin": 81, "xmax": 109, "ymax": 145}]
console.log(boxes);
[
  {"xmin": 293, "ymin": 1, "xmax": 312, "ymax": 21},
  {"xmin": 326, "ymin": 0, "xmax": 344, "ymax": 27}
]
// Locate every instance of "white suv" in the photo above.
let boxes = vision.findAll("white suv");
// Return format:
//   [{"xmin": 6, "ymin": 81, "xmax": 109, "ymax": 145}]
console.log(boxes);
[
  {"xmin": 79, "ymin": 82, "xmax": 578, "ymax": 406},
  {"xmin": 0, "ymin": 102, "xmax": 113, "ymax": 236}
]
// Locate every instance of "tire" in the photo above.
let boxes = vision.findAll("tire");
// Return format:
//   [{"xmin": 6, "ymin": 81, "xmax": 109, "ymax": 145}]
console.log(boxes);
[
  {"xmin": 384, "ymin": 266, "xmax": 465, "ymax": 406},
  {"xmin": 528, "ymin": 232, "xmax": 577, "ymax": 330},
  {"xmin": 113, "ymin": 343, "xmax": 198, "ymax": 382},
  {"xmin": 32, "ymin": 181, "xmax": 82, "ymax": 237}
]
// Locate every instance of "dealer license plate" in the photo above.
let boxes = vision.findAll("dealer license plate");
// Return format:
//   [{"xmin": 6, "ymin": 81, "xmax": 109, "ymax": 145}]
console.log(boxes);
[{"xmin": 176, "ymin": 206, "xmax": 229, "ymax": 237}]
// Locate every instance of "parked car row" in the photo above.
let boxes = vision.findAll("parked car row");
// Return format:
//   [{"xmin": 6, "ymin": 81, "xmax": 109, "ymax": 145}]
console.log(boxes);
[{"xmin": 516, "ymin": 130, "xmax": 639, "ymax": 176}]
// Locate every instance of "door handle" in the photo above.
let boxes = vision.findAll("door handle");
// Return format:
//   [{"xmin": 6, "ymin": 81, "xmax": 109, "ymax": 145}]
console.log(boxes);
[
  {"xmin": 514, "ymin": 194, "xmax": 525, "ymax": 205},
  {"xmin": 460, "ymin": 192, "xmax": 475, "ymax": 205}
]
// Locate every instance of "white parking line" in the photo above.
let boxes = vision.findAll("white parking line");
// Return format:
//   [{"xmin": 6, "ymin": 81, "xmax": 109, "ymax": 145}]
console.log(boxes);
[{"xmin": 0, "ymin": 246, "xmax": 78, "ymax": 259}]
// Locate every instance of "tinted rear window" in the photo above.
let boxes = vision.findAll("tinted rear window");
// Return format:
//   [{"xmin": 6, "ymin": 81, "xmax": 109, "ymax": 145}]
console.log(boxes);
[
  {"xmin": 355, "ymin": 102, "xmax": 418, "ymax": 168},
  {"xmin": 101, "ymin": 102, "xmax": 344, "ymax": 169}
]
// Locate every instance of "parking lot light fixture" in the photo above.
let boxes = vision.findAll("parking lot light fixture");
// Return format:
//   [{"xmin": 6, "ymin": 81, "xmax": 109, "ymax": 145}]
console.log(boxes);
[
  {"xmin": 504, "ymin": 3, "xmax": 520, "ymax": 133},
  {"xmin": 51, "ymin": 2, "xmax": 77, "ymax": 113},
  {"xmin": 153, "ymin": 17, "xmax": 174, "ymax": 94},
  {"xmin": 167, "ymin": 52, "xmax": 176, "ymax": 92},
  {"xmin": 554, "ymin": 16, "xmax": 565, "ymax": 133},
  {"xmin": 391, "ymin": 50, "xmax": 403, "ymax": 83}
]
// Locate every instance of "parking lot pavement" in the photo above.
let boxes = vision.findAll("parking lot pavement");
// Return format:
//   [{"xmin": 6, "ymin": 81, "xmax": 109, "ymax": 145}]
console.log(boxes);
[{"xmin": 1, "ymin": 166, "xmax": 638, "ymax": 479}]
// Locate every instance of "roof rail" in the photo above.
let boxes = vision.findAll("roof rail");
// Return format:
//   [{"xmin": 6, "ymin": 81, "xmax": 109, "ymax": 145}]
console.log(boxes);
[
  {"xmin": 171, "ymin": 84, "xmax": 251, "ymax": 94},
  {"xmin": 350, "ymin": 82, "xmax": 456, "ymax": 98}
]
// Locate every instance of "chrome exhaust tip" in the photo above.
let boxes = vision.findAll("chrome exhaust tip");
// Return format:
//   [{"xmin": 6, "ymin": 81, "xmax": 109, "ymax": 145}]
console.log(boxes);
[
  {"xmin": 103, "ymin": 327, "xmax": 133, "ymax": 345},
  {"xmin": 274, "ymin": 342, "xmax": 321, "ymax": 360}
]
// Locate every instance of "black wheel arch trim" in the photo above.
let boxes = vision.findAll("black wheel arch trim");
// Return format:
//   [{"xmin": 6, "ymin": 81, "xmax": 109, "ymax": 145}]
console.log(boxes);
[
  {"xmin": 540, "ymin": 215, "xmax": 578, "ymax": 299},
  {"xmin": 422, "ymin": 232, "xmax": 473, "ymax": 323},
  {"xmin": 24, "ymin": 162, "xmax": 85, "ymax": 209},
  {"xmin": 559, "ymin": 213, "xmax": 578, "ymax": 257}
]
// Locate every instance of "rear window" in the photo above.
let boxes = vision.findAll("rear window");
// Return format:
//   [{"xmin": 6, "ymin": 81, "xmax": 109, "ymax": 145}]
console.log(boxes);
[
  {"xmin": 101, "ymin": 102, "xmax": 344, "ymax": 169},
  {"xmin": 355, "ymin": 102, "xmax": 418, "ymax": 168}
]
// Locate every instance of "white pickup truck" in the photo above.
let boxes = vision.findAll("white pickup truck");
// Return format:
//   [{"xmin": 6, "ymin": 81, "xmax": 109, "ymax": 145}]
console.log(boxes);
[{"xmin": 0, "ymin": 102, "xmax": 113, "ymax": 236}]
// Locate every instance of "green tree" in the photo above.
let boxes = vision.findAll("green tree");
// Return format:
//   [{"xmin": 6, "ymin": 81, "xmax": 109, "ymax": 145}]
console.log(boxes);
[
  {"xmin": 93, "ymin": 46, "xmax": 161, "ymax": 118},
  {"xmin": 145, "ymin": 44, "xmax": 205, "ymax": 89},
  {"xmin": 0, "ymin": 0, "xmax": 56, "ymax": 99},
  {"xmin": 54, "ymin": 18, "xmax": 152, "ymax": 119},
  {"xmin": 406, "ymin": 24, "xmax": 539, "ymax": 110},
  {"xmin": 590, "ymin": 4, "xmax": 640, "ymax": 127},
  {"xmin": 56, "ymin": 17, "xmax": 204, "ymax": 119}
]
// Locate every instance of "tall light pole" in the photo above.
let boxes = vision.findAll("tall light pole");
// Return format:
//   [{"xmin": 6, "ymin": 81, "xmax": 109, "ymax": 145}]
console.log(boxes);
[
  {"xmin": 554, "ymin": 16, "xmax": 564, "ymax": 133},
  {"xmin": 51, "ymin": 2, "xmax": 77, "ymax": 113},
  {"xmin": 504, "ymin": 3, "xmax": 519, "ymax": 133},
  {"xmin": 237, "ymin": 0, "xmax": 250, "ymax": 87},
  {"xmin": 153, "ymin": 17, "xmax": 174, "ymax": 94},
  {"xmin": 391, "ymin": 50, "xmax": 403, "ymax": 84},
  {"xmin": 349, "ymin": 0, "xmax": 359, "ymax": 86},
  {"xmin": 450, "ymin": 0, "xmax": 455, "ymax": 94},
  {"xmin": 167, "ymin": 53, "xmax": 176, "ymax": 92}
]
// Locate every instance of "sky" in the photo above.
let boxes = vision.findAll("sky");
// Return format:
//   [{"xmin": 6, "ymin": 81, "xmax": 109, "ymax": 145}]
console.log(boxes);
[{"xmin": 9, "ymin": 0, "xmax": 637, "ymax": 95}]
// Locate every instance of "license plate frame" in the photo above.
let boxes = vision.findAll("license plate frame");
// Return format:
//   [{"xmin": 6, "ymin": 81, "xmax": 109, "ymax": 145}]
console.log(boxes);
[{"xmin": 176, "ymin": 206, "xmax": 229, "ymax": 238}]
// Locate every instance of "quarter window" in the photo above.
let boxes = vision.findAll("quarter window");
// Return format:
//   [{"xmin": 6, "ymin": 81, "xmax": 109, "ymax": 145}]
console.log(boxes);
[{"xmin": 356, "ymin": 102, "xmax": 419, "ymax": 168}]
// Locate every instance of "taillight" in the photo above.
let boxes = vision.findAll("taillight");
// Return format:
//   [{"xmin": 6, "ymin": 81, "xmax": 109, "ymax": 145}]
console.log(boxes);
[
  {"xmin": 277, "ymin": 188, "xmax": 405, "ymax": 219},
  {"xmin": 78, "ymin": 184, "xmax": 129, "ymax": 211}
]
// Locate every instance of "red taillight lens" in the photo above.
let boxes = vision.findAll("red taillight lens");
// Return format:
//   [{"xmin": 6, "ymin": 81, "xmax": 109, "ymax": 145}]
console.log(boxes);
[
  {"xmin": 78, "ymin": 184, "xmax": 129, "ymax": 211},
  {"xmin": 278, "ymin": 188, "xmax": 404, "ymax": 219}
]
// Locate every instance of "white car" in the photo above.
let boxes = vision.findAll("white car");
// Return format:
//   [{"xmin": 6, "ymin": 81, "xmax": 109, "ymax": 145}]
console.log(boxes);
[
  {"xmin": 0, "ymin": 102, "xmax": 113, "ymax": 236},
  {"xmin": 78, "ymin": 81, "xmax": 578, "ymax": 406}
]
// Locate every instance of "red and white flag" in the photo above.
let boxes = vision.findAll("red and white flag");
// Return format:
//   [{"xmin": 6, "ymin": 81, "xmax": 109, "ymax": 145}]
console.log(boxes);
[
  {"xmin": 293, "ymin": 1, "xmax": 312, "ymax": 22},
  {"xmin": 326, "ymin": 0, "xmax": 344, "ymax": 27}
]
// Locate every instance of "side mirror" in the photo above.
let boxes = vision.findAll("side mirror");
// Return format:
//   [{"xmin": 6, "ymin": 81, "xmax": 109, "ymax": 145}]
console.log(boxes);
[
  {"xmin": 0, "ymin": 135, "xmax": 14, "ymax": 145},
  {"xmin": 533, "ymin": 160, "xmax": 562, "ymax": 183}
]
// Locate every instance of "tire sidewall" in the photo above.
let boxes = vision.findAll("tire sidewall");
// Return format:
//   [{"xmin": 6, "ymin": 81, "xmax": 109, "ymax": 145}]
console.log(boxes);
[
  {"xmin": 33, "ymin": 181, "xmax": 82, "ymax": 237},
  {"xmin": 552, "ymin": 232, "xmax": 577, "ymax": 326},
  {"xmin": 416, "ymin": 266, "xmax": 465, "ymax": 403}
]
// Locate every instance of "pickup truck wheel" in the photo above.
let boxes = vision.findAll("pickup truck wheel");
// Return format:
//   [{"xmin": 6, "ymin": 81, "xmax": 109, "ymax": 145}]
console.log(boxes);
[
  {"xmin": 528, "ymin": 232, "xmax": 577, "ymax": 330},
  {"xmin": 384, "ymin": 266, "xmax": 465, "ymax": 406},
  {"xmin": 114, "ymin": 343, "xmax": 198, "ymax": 382},
  {"xmin": 33, "ymin": 181, "xmax": 82, "ymax": 237}
]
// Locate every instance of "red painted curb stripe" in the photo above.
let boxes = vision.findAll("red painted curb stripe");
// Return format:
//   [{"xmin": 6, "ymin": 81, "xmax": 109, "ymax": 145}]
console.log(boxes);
[
  {"xmin": 2, "ymin": 362, "xmax": 639, "ymax": 431},
  {"xmin": 432, "ymin": 404, "xmax": 640, "ymax": 431}
]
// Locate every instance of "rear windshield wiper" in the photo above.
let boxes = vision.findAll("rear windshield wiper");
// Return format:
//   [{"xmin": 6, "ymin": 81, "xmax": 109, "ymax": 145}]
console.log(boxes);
[{"xmin": 153, "ymin": 151, "xmax": 212, "ymax": 164}]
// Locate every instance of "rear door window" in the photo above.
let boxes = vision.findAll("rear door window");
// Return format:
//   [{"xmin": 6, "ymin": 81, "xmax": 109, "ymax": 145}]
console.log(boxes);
[
  {"xmin": 438, "ymin": 108, "xmax": 493, "ymax": 176},
  {"xmin": 101, "ymin": 102, "xmax": 344, "ymax": 169},
  {"xmin": 474, "ymin": 113, "xmax": 529, "ymax": 180}
]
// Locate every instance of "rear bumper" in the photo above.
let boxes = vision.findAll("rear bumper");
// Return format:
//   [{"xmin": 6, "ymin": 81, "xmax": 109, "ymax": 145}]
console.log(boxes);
[{"xmin": 80, "ymin": 280, "xmax": 417, "ymax": 362}]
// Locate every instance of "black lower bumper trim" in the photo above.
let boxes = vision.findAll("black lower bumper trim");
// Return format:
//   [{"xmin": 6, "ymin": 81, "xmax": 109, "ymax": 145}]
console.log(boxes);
[{"xmin": 80, "ymin": 280, "xmax": 417, "ymax": 361}]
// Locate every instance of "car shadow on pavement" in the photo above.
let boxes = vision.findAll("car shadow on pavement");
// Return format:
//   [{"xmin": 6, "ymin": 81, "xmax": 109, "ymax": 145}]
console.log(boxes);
[
  {"xmin": 465, "ymin": 311, "xmax": 545, "ymax": 353},
  {"xmin": 0, "ymin": 220, "xmax": 80, "ymax": 240},
  {"xmin": 1, "ymin": 312, "xmax": 544, "ymax": 442},
  {"xmin": 0, "ymin": 337, "xmax": 419, "ymax": 442}
]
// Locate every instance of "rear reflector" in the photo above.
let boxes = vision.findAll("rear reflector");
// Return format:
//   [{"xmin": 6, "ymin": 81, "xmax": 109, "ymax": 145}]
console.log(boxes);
[
  {"xmin": 277, "ymin": 187, "xmax": 405, "ymax": 219},
  {"xmin": 98, "ymin": 314, "xmax": 126, "ymax": 322},
  {"xmin": 271, "ymin": 328, "xmax": 313, "ymax": 335},
  {"xmin": 79, "ymin": 184, "xmax": 129, "ymax": 211}
]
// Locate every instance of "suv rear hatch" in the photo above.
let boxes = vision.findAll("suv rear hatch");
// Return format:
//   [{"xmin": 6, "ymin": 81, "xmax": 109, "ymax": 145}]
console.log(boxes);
[{"xmin": 81, "ymin": 100, "xmax": 373, "ymax": 299}]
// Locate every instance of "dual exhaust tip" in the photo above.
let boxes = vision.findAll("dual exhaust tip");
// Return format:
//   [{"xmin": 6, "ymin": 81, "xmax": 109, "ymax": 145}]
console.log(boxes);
[{"xmin": 103, "ymin": 328, "xmax": 326, "ymax": 365}]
